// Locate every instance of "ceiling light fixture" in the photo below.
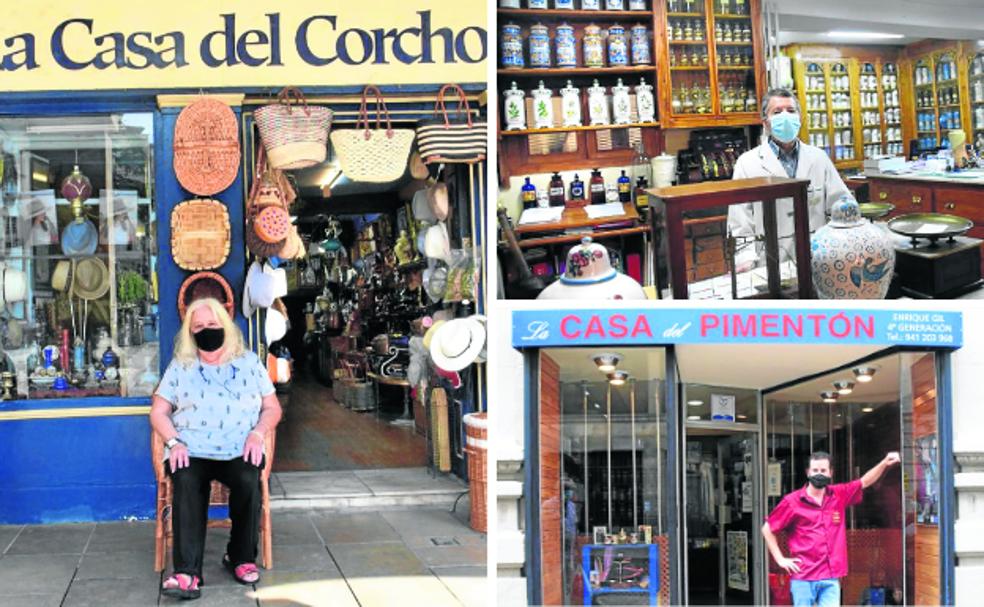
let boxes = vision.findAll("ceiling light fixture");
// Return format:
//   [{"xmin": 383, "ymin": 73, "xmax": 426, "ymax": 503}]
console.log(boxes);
[
  {"xmin": 833, "ymin": 379, "xmax": 855, "ymax": 395},
  {"xmin": 687, "ymin": 415, "xmax": 701, "ymax": 421},
  {"xmin": 862, "ymin": 406, "xmax": 874, "ymax": 413},
  {"xmin": 820, "ymin": 391, "xmax": 839, "ymax": 404},
  {"xmin": 737, "ymin": 414, "xmax": 748, "ymax": 420},
  {"xmin": 607, "ymin": 370, "xmax": 629, "ymax": 386},
  {"xmin": 826, "ymin": 31, "xmax": 904, "ymax": 40},
  {"xmin": 853, "ymin": 366, "xmax": 877, "ymax": 383},
  {"xmin": 687, "ymin": 399, "xmax": 704, "ymax": 406},
  {"xmin": 592, "ymin": 353, "xmax": 622, "ymax": 373}
]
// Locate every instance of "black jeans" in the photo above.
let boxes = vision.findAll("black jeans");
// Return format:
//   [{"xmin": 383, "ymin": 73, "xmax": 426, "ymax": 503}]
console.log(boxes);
[{"xmin": 166, "ymin": 455, "xmax": 265, "ymax": 578}]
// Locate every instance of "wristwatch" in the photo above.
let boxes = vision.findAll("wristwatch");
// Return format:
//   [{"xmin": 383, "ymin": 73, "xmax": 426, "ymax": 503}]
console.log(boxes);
[{"xmin": 165, "ymin": 437, "xmax": 182, "ymax": 449}]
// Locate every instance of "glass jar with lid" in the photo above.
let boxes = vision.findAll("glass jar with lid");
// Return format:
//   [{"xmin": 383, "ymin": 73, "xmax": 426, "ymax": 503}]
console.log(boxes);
[
  {"xmin": 583, "ymin": 24, "xmax": 605, "ymax": 68},
  {"xmin": 607, "ymin": 24, "xmax": 628, "ymax": 66},
  {"xmin": 500, "ymin": 23, "xmax": 524, "ymax": 69},
  {"xmin": 529, "ymin": 23, "xmax": 551, "ymax": 68},
  {"xmin": 555, "ymin": 23, "xmax": 577, "ymax": 68}
]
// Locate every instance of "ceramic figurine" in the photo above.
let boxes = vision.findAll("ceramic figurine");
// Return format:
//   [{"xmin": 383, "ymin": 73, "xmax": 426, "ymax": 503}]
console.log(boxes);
[
  {"xmin": 607, "ymin": 24, "xmax": 628, "ymax": 66},
  {"xmin": 503, "ymin": 82, "xmax": 527, "ymax": 131},
  {"xmin": 811, "ymin": 196, "xmax": 895, "ymax": 299},
  {"xmin": 532, "ymin": 81, "xmax": 555, "ymax": 129},
  {"xmin": 636, "ymin": 77, "xmax": 656, "ymax": 122},
  {"xmin": 630, "ymin": 24, "xmax": 651, "ymax": 65},
  {"xmin": 583, "ymin": 24, "xmax": 605, "ymax": 68},
  {"xmin": 560, "ymin": 81, "xmax": 582, "ymax": 127},
  {"xmin": 555, "ymin": 23, "xmax": 577, "ymax": 68},
  {"xmin": 529, "ymin": 23, "xmax": 551, "ymax": 68},
  {"xmin": 500, "ymin": 23, "xmax": 524, "ymax": 69},
  {"xmin": 611, "ymin": 78, "xmax": 632, "ymax": 125},
  {"xmin": 588, "ymin": 79, "xmax": 610, "ymax": 125},
  {"xmin": 582, "ymin": 0, "xmax": 601, "ymax": 9}
]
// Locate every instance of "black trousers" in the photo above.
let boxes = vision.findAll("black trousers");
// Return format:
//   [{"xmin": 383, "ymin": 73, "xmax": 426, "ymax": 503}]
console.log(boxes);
[{"xmin": 167, "ymin": 456, "xmax": 264, "ymax": 578}]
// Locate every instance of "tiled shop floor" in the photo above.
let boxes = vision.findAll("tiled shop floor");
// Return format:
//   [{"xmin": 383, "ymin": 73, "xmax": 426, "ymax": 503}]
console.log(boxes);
[{"xmin": 0, "ymin": 509, "xmax": 485, "ymax": 607}]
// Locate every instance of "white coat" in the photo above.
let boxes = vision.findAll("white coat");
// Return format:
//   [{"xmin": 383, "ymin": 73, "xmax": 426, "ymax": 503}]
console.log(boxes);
[{"xmin": 728, "ymin": 139, "xmax": 849, "ymax": 266}]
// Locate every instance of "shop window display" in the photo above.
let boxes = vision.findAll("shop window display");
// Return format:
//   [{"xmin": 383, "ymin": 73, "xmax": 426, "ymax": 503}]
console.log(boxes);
[
  {"xmin": 538, "ymin": 348, "xmax": 670, "ymax": 606},
  {"xmin": 0, "ymin": 114, "xmax": 158, "ymax": 400},
  {"xmin": 763, "ymin": 352, "xmax": 940, "ymax": 606}
]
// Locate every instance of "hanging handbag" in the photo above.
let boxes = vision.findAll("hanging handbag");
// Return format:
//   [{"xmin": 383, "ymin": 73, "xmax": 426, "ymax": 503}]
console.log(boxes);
[
  {"xmin": 330, "ymin": 85, "xmax": 415, "ymax": 183},
  {"xmin": 254, "ymin": 86, "xmax": 333, "ymax": 170},
  {"xmin": 416, "ymin": 84, "xmax": 487, "ymax": 164}
]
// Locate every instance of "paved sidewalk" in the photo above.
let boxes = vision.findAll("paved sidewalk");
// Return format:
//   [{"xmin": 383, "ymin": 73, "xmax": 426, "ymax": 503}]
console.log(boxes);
[{"xmin": 0, "ymin": 508, "xmax": 486, "ymax": 607}]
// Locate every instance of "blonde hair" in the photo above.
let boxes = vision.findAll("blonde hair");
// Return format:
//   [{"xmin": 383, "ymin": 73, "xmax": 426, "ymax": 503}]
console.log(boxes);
[{"xmin": 173, "ymin": 297, "xmax": 246, "ymax": 365}]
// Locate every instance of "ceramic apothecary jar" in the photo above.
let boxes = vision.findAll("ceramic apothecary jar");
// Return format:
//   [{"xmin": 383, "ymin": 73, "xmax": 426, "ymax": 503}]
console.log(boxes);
[{"xmin": 811, "ymin": 196, "xmax": 895, "ymax": 299}]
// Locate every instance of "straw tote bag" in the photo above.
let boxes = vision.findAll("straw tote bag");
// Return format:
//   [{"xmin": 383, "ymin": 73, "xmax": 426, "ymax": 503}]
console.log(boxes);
[
  {"xmin": 170, "ymin": 199, "xmax": 231, "ymax": 271},
  {"xmin": 416, "ymin": 84, "xmax": 487, "ymax": 164},
  {"xmin": 330, "ymin": 85, "xmax": 415, "ymax": 183},
  {"xmin": 254, "ymin": 87, "xmax": 333, "ymax": 170}
]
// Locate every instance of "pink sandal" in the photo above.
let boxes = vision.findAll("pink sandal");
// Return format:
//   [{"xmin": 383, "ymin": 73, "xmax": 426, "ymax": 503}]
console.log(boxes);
[
  {"xmin": 162, "ymin": 573, "xmax": 201, "ymax": 600},
  {"xmin": 222, "ymin": 554, "xmax": 260, "ymax": 584}
]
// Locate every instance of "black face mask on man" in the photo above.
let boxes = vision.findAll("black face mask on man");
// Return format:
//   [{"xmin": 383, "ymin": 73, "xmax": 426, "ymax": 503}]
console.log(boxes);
[
  {"xmin": 808, "ymin": 473, "xmax": 832, "ymax": 489},
  {"xmin": 193, "ymin": 327, "xmax": 225, "ymax": 352}
]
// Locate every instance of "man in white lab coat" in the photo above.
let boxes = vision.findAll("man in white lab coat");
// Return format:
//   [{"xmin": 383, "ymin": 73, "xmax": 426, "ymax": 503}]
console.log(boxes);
[{"xmin": 729, "ymin": 88, "xmax": 850, "ymax": 271}]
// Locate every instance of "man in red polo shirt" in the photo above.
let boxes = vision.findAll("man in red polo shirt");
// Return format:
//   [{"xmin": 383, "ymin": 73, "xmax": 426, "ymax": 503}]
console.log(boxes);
[{"xmin": 762, "ymin": 450, "xmax": 901, "ymax": 607}]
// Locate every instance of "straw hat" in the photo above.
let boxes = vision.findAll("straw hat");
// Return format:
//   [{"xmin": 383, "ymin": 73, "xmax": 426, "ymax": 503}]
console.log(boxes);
[
  {"xmin": 408, "ymin": 151, "xmax": 429, "ymax": 180},
  {"xmin": 429, "ymin": 316, "xmax": 486, "ymax": 372},
  {"xmin": 24, "ymin": 197, "xmax": 49, "ymax": 219},
  {"xmin": 423, "ymin": 264, "xmax": 448, "ymax": 303},
  {"xmin": 0, "ymin": 263, "xmax": 28, "ymax": 306},
  {"xmin": 423, "ymin": 223, "xmax": 451, "ymax": 264},
  {"xmin": 242, "ymin": 261, "xmax": 276, "ymax": 318},
  {"xmin": 426, "ymin": 181, "xmax": 449, "ymax": 221},
  {"xmin": 412, "ymin": 188, "xmax": 437, "ymax": 222},
  {"xmin": 51, "ymin": 260, "xmax": 73, "ymax": 292},
  {"xmin": 61, "ymin": 219, "xmax": 98, "ymax": 257},
  {"xmin": 72, "ymin": 256, "xmax": 110, "ymax": 300},
  {"xmin": 422, "ymin": 319, "xmax": 447, "ymax": 351},
  {"xmin": 266, "ymin": 263, "xmax": 288, "ymax": 298}
]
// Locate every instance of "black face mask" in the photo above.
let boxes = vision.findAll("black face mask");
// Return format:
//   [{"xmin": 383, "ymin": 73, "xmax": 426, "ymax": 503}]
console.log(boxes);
[
  {"xmin": 808, "ymin": 474, "xmax": 831, "ymax": 489},
  {"xmin": 193, "ymin": 327, "xmax": 225, "ymax": 352}
]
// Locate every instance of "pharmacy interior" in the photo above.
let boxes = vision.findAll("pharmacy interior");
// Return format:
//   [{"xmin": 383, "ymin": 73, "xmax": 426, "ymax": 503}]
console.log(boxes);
[
  {"xmin": 513, "ymin": 307, "xmax": 959, "ymax": 605},
  {"xmin": 496, "ymin": 0, "xmax": 984, "ymax": 300},
  {"xmin": 0, "ymin": 1, "xmax": 488, "ymax": 523}
]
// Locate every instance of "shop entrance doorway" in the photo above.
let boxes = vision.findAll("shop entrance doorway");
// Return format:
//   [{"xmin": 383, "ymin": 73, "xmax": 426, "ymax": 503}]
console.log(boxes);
[{"xmin": 682, "ymin": 422, "xmax": 761, "ymax": 606}]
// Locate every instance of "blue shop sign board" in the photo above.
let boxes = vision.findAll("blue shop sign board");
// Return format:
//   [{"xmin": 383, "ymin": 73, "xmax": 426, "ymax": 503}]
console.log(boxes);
[{"xmin": 512, "ymin": 309, "xmax": 963, "ymax": 349}]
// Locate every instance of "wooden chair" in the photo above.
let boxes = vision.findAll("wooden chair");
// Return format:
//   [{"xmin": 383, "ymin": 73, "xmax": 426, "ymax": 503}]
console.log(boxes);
[{"xmin": 152, "ymin": 430, "xmax": 275, "ymax": 572}]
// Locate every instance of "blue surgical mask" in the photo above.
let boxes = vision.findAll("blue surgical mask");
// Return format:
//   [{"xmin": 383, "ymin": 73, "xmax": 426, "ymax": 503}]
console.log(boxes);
[{"xmin": 769, "ymin": 111, "xmax": 801, "ymax": 144}]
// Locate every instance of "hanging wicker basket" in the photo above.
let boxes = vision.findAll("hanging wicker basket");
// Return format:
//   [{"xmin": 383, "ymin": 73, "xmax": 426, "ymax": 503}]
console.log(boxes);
[
  {"xmin": 177, "ymin": 271, "xmax": 234, "ymax": 321},
  {"xmin": 173, "ymin": 97, "xmax": 240, "ymax": 196},
  {"xmin": 255, "ymin": 87, "xmax": 333, "ymax": 170},
  {"xmin": 170, "ymin": 199, "xmax": 230, "ymax": 271},
  {"xmin": 330, "ymin": 85, "xmax": 414, "ymax": 183}
]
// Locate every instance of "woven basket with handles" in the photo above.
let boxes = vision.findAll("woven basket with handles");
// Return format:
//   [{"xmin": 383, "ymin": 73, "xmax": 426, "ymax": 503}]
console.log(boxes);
[
  {"xmin": 255, "ymin": 87, "xmax": 333, "ymax": 170},
  {"xmin": 330, "ymin": 85, "xmax": 414, "ymax": 183},
  {"xmin": 170, "ymin": 199, "xmax": 230, "ymax": 271}
]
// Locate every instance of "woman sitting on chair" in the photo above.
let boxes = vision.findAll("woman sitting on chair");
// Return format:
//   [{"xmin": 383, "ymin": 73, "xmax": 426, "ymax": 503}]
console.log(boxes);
[{"xmin": 150, "ymin": 297, "xmax": 282, "ymax": 600}]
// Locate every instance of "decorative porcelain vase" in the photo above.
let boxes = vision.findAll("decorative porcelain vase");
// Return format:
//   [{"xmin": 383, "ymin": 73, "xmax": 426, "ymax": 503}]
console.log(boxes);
[
  {"xmin": 529, "ymin": 23, "xmax": 551, "ymax": 68},
  {"xmin": 560, "ymin": 81, "xmax": 582, "ymax": 127},
  {"xmin": 503, "ymin": 82, "xmax": 527, "ymax": 131},
  {"xmin": 583, "ymin": 24, "xmax": 605, "ymax": 68},
  {"xmin": 811, "ymin": 196, "xmax": 895, "ymax": 299},
  {"xmin": 611, "ymin": 78, "xmax": 632, "ymax": 125},
  {"xmin": 607, "ymin": 24, "xmax": 628, "ymax": 66},
  {"xmin": 532, "ymin": 81, "xmax": 555, "ymax": 129},
  {"xmin": 587, "ymin": 79, "xmax": 610, "ymax": 126},
  {"xmin": 635, "ymin": 77, "xmax": 656, "ymax": 122},
  {"xmin": 630, "ymin": 24, "xmax": 651, "ymax": 65},
  {"xmin": 555, "ymin": 23, "xmax": 577, "ymax": 68},
  {"xmin": 500, "ymin": 23, "xmax": 524, "ymax": 69}
]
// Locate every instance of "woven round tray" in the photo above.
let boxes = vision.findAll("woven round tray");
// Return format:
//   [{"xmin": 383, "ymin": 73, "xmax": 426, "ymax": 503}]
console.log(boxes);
[
  {"xmin": 170, "ymin": 199, "xmax": 231, "ymax": 271},
  {"xmin": 245, "ymin": 217, "xmax": 286, "ymax": 259},
  {"xmin": 173, "ymin": 97, "xmax": 240, "ymax": 196},
  {"xmin": 177, "ymin": 271, "xmax": 234, "ymax": 321},
  {"xmin": 255, "ymin": 205, "xmax": 291, "ymax": 243}
]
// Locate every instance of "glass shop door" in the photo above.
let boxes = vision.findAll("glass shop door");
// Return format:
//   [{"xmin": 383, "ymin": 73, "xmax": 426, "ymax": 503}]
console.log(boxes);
[{"xmin": 681, "ymin": 421, "xmax": 762, "ymax": 606}]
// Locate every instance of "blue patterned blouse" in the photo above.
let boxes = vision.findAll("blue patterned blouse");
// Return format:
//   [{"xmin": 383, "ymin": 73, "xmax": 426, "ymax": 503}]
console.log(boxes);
[{"xmin": 155, "ymin": 351, "xmax": 275, "ymax": 460}]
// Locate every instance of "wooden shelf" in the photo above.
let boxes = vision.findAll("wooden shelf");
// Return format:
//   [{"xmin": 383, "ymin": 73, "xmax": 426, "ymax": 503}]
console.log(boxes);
[
  {"xmin": 915, "ymin": 82, "xmax": 935, "ymax": 89},
  {"xmin": 805, "ymin": 89, "xmax": 826, "ymax": 94},
  {"xmin": 937, "ymin": 78, "xmax": 959, "ymax": 85},
  {"xmin": 715, "ymin": 41, "xmax": 753, "ymax": 46},
  {"xmin": 496, "ymin": 8, "xmax": 647, "ymax": 20},
  {"xmin": 713, "ymin": 13, "xmax": 751, "ymax": 19},
  {"xmin": 500, "ymin": 122, "xmax": 660, "ymax": 136},
  {"xmin": 718, "ymin": 66, "xmax": 754, "ymax": 71},
  {"xmin": 667, "ymin": 12, "xmax": 705, "ymax": 17},
  {"xmin": 835, "ymin": 159, "xmax": 863, "ymax": 169},
  {"xmin": 669, "ymin": 40, "xmax": 709, "ymax": 45},
  {"xmin": 498, "ymin": 66, "xmax": 654, "ymax": 76},
  {"xmin": 670, "ymin": 66, "xmax": 710, "ymax": 71},
  {"xmin": 513, "ymin": 225, "xmax": 652, "ymax": 249},
  {"xmin": 939, "ymin": 103, "xmax": 962, "ymax": 109}
]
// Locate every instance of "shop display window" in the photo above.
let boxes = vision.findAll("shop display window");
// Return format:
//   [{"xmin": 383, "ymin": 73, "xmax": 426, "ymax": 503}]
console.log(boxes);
[
  {"xmin": 538, "ymin": 348, "xmax": 670, "ymax": 606},
  {"xmin": 0, "ymin": 114, "xmax": 158, "ymax": 401},
  {"xmin": 763, "ymin": 352, "xmax": 941, "ymax": 606}
]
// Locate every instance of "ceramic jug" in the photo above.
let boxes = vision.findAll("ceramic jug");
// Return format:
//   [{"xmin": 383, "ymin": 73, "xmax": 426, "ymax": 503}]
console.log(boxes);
[
  {"xmin": 635, "ymin": 78, "xmax": 656, "ymax": 122},
  {"xmin": 532, "ymin": 81, "xmax": 555, "ymax": 129},
  {"xmin": 611, "ymin": 79, "xmax": 632, "ymax": 125},
  {"xmin": 503, "ymin": 82, "xmax": 527, "ymax": 131},
  {"xmin": 587, "ymin": 80, "xmax": 610, "ymax": 126},
  {"xmin": 560, "ymin": 81, "xmax": 582, "ymax": 127}
]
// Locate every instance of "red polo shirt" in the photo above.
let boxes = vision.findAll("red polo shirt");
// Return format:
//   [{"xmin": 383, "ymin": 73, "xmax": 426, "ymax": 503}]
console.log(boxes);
[{"xmin": 766, "ymin": 479, "xmax": 863, "ymax": 581}]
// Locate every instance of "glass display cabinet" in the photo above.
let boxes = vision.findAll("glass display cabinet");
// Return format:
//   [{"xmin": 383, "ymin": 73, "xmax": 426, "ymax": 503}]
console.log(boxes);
[
  {"xmin": 969, "ymin": 51, "xmax": 984, "ymax": 150},
  {"xmin": 582, "ymin": 543, "xmax": 660, "ymax": 605}
]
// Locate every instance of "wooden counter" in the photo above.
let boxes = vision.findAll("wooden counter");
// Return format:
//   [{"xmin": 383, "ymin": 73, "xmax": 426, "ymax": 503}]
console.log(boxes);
[
  {"xmin": 865, "ymin": 172, "xmax": 984, "ymax": 272},
  {"xmin": 648, "ymin": 177, "xmax": 812, "ymax": 299}
]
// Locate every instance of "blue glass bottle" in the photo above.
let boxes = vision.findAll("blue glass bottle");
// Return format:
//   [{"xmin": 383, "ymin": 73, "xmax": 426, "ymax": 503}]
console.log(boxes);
[
  {"xmin": 617, "ymin": 170, "xmax": 632, "ymax": 202},
  {"xmin": 521, "ymin": 177, "xmax": 538, "ymax": 210}
]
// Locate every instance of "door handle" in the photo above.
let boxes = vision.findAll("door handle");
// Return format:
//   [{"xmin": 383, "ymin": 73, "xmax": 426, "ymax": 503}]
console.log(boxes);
[
  {"xmin": 945, "ymin": 202, "xmax": 956, "ymax": 210},
  {"xmin": 911, "ymin": 195, "xmax": 922, "ymax": 205},
  {"xmin": 878, "ymin": 191, "xmax": 888, "ymax": 200}
]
